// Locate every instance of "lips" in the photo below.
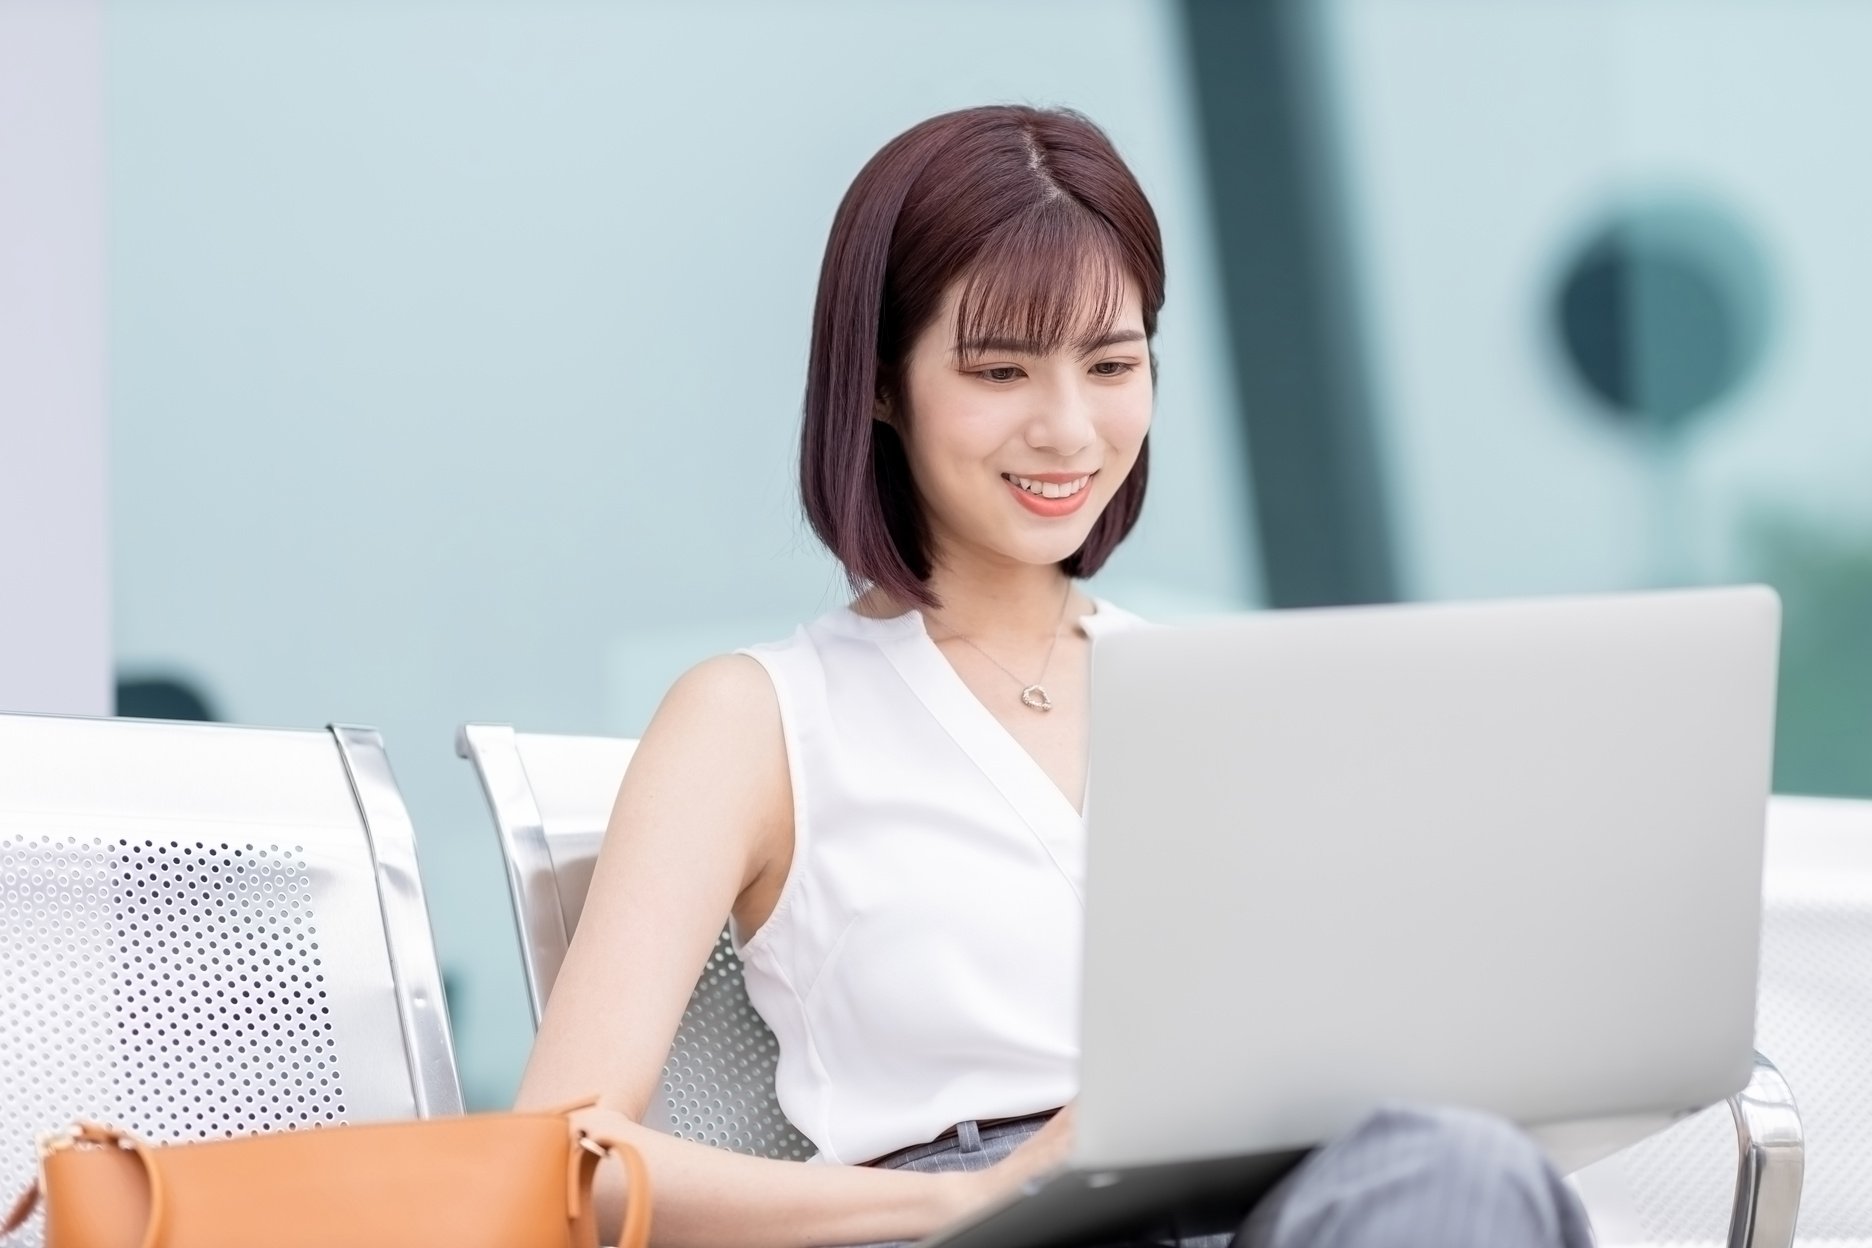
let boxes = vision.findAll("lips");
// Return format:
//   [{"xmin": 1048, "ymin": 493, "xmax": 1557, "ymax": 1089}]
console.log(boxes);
[
  {"xmin": 1002, "ymin": 471, "xmax": 1096, "ymax": 518},
  {"xmin": 1004, "ymin": 473, "xmax": 1090, "ymax": 500}
]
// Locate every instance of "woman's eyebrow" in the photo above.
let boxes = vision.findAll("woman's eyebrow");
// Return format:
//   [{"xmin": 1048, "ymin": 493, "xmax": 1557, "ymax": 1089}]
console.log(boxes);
[
  {"xmin": 953, "ymin": 328, "xmax": 1147, "ymax": 358},
  {"xmin": 1076, "ymin": 328, "xmax": 1148, "ymax": 354},
  {"xmin": 954, "ymin": 334, "xmax": 1045, "ymax": 358}
]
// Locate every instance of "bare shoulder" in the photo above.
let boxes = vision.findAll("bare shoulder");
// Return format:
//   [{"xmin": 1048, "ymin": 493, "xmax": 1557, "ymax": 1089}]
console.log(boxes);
[
  {"xmin": 623, "ymin": 652, "xmax": 790, "ymax": 858},
  {"xmin": 655, "ymin": 652, "xmax": 781, "ymax": 734}
]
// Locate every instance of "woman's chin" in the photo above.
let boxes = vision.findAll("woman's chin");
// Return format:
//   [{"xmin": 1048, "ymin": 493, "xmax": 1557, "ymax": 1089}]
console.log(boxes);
[
  {"xmin": 935, "ymin": 507, "xmax": 1106, "ymax": 571},
  {"xmin": 996, "ymin": 527, "xmax": 1102, "ymax": 569}
]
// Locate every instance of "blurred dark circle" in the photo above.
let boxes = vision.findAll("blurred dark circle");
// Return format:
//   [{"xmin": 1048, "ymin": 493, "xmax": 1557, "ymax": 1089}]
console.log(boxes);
[
  {"xmin": 116, "ymin": 675, "xmax": 219, "ymax": 722},
  {"xmin": 1553, "ymin": 198, "xmax": 1774, "ymax": 439}
]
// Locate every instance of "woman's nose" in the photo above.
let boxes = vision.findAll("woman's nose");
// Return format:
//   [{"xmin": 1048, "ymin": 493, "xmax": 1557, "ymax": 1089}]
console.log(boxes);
[{"xmin": 1024, "ymin": 382, "xmax": 1096, "ymax": 456}]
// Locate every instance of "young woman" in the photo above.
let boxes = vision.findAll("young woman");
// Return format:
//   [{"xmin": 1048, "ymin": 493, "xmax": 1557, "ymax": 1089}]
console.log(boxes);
[{"xmin": 517, "ymin": 105, "xmax": 1593, "ymax": 1248}]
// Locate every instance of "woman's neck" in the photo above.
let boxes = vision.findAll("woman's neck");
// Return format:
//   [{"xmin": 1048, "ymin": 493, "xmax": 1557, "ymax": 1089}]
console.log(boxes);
[{"xmin": 861, "ymin": 563, "xmax": 1087, "ymax": 645}]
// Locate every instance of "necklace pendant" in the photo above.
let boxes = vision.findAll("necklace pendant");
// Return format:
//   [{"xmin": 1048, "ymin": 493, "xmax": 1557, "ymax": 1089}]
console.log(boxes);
[{"xmin": 1020, "ymin": 684, "xmax": 1053, "ymax": 712}]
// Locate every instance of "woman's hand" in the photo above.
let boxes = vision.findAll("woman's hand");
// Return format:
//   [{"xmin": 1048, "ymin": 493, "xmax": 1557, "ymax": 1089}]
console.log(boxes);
[{"xmin": 959, "ymin": 1104, "xmax": 1078, "ymax": 1212}]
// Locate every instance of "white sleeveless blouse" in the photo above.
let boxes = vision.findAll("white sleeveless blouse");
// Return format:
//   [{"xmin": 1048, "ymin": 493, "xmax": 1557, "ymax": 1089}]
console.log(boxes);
[{"xmin": 732, "ymin": 599, "xmax": 1145, "ymax": 1165}]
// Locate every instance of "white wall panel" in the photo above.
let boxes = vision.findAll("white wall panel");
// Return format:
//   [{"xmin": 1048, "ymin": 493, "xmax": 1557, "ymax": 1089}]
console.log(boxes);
[{"xmin": 0, "ymin": 0, "xmax": 109, "ymax": 716}]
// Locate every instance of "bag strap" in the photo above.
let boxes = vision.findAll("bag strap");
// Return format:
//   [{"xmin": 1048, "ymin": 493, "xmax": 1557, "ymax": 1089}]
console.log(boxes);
[
  {"xmin": 2, "ymin": 1123, "xmax": 164, "ymax": 1248},
  {"xmin": 1, "ymin": 1183, "xmax": 38, "ymax": 1238},
  {"xmin": 569, "ymin": 1124, "xmax": 652, "ymax": 1248}
]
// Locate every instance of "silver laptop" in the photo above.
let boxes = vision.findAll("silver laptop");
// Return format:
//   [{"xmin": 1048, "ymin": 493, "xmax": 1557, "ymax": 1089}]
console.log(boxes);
[{"xmin": 922, "ymin": 586, "xmax": 1781, "ymax": 1248}]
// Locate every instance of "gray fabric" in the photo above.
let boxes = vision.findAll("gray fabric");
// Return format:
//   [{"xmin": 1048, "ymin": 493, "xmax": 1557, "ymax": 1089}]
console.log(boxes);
[
  {"xmin": 1234, "ymin": 1106, "xmax": 1596, "ymax": 1248},
  {"xmin": 858, "ymin": 1106, "xmax": 1595, "ymax": 1248}
]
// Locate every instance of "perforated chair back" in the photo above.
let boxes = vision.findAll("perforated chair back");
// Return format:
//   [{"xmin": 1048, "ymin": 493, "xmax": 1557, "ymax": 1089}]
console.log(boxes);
[
  {"xmin": 1576, "ymin": 794, "xmax": 1872, "ymax": 1245},
  {"xmin": 0, "ymin": 714, "xmax": 461, "ymax": 1246},
  {"xmin": 458, "ymin": 724, "xmax": 811, "ymax": 1160}
]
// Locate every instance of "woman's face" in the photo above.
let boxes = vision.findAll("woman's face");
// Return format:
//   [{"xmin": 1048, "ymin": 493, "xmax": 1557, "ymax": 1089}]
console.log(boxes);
[{"xmin": 894, "ymin": 277, "xmax": 1152, "ymax": 574}]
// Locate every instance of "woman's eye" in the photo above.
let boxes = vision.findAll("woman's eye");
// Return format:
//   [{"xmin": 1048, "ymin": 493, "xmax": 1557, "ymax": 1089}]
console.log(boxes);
[
  {"xmin": 1090, "ymin": 360, "xmax": 1134, "ymax": 377},
  {"xmin": 978, "ymin": 366, "xmax": 1024, "ymax": 383}
]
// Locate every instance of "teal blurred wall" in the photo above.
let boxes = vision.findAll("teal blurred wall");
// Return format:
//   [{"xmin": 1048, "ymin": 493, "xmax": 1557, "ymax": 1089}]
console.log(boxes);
[
  {"xmin": 103, "ymin": 0, "xmax": 1261, "ymax": 1108},
  {"xmin": 104, "ymin": 0, "xmax": 1872, "ymax": 1112}
]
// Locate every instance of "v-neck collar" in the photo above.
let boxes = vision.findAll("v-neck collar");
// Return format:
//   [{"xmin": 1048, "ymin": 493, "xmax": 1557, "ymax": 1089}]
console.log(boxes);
[{"xmin": 831, "ymin": 598, "xmax": 1124, "ymax": 907}]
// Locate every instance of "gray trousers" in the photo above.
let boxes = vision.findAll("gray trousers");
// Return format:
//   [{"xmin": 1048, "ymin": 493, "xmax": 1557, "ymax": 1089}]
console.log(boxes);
[{"xmin": 863, "ymin": 1106, "xmax": 1596, "ymax": 1248}]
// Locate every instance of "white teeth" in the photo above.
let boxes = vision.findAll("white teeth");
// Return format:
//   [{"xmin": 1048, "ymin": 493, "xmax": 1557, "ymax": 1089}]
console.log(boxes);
[{"xmin": 1007, "ymin": 474, "xmax": 1089, "ymax": 499}]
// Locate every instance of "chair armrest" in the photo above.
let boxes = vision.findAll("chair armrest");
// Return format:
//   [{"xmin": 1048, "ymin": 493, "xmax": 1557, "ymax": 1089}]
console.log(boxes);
[{"xmin": 1724, "ymin": 1050, "xmax": 1803, "ymax": 1248}]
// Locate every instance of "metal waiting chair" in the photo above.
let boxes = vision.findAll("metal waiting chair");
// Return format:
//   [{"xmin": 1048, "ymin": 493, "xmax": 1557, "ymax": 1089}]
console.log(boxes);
[
  {"xmin": 457, "ymin": 723, "xmax": 812, "ymax": 1161},
  {"xmin": 459, "ymin": 722, "xmax": 1807, "ymax": 1242},
  {"xmin": 1576, "ymin": 795, "xmax": 1872, "ymax": 1246},
  {"xmin": 1, "ymin": 713, "xmax": 462, "ymax": 1248}
]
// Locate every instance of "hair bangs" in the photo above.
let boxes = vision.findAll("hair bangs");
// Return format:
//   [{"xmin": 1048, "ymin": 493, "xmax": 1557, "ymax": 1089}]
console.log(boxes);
[{"xmin": 951, "ymin": 202, "xmax": 1130, "ymax": 365}]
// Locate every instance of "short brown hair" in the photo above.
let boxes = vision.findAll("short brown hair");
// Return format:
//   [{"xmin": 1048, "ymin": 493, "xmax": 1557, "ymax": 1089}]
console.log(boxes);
[{"xmin": 800, "ymin": 105, "xmax": 1166, "ymax": 609}]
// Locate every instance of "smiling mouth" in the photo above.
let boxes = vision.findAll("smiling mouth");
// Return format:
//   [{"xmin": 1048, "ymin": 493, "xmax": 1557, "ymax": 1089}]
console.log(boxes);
[{"xmin": 1002, "ymin": 473, "xmax": 1094, "ymax": 500}]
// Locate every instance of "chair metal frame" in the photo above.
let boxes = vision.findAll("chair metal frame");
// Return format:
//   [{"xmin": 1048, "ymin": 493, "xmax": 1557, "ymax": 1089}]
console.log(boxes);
[
  {"xmin": 330, "ymin": 723, "xmax": 464, "ymax": 1117},
  {"xmin": 457, "ymin": 722, "xmax": 575, "ymax": 1024},
  {"xmin": 1724, "ymin": 1054, "xmax": 1802, "ymax": 1248}
]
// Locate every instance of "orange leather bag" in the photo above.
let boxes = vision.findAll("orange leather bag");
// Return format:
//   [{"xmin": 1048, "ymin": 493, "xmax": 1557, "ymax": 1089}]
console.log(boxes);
[{"xmin": 1, "ymin": 1107, "xmax": 650, "ymax": 1248}]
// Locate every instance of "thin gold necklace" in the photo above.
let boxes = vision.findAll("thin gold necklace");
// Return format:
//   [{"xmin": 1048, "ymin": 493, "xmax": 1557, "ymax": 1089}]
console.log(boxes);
[{"xmin": 934, "ymin": 581, "xmax": 1075, "ymax": 713}]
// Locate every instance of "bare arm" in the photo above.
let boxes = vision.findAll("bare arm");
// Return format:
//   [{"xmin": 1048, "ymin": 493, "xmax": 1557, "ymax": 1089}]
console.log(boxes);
[{"xmin": 513, "ymin": 655, "xmax": 1002, "ymax": 1248}]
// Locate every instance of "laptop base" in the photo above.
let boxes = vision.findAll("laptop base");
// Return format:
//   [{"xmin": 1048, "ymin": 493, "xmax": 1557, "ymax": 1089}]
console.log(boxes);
[{"xmin": 918, "ymin": 1149, "xmax": 1308, "ymax": 1248}]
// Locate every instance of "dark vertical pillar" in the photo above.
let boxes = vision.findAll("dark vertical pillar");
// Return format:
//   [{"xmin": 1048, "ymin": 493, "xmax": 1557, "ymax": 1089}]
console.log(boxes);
[{"xmin": 1179, "ymin": 0, "xmax": 1397, "ymax": 607}]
